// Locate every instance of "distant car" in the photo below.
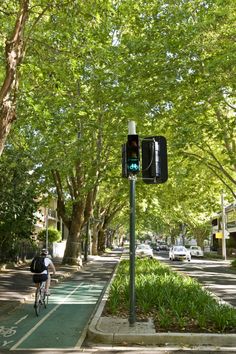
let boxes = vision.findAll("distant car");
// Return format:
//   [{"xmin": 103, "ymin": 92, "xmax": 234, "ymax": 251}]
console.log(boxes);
[
  {"xmin": 189, "ymin": 246, "xmax": 204, "ymax": 257},
  {"xmin": 150, "ymin": 243, "xmax": 160, "ymax": 252},
  {"xmin": 136, "ymin": 244, "xmax": 153, "ymax": 259},
  {"xmin": 159, "ymin": 243, "xmax": 169, "ymax": 251},
  {"xmin": 169, "ymin": 246, "xmax": 191, "ymax": 261}
]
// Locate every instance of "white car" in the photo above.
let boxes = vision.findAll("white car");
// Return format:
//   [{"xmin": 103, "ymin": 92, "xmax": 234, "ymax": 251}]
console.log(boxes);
[
  {"xmin": 169, "ymin": 246, "xmax": 191, "ymax": 262},
  {"xmin": 189, "ymin": 246, "xmax": 204, "ymax": 257},
  {"xmin": 136, "ymin": 244, "xmax": 153, "ymax": 259}
]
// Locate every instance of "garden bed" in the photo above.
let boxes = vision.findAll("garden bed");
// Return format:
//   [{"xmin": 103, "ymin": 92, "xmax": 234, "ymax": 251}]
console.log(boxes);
[{"xmin": 103, "ymin": 258, "xmax": 236, "ymax": 333}]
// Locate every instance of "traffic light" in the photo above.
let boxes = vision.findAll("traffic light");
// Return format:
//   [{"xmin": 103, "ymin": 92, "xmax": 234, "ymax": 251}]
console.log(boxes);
[
  {"xmin": 127, "ymin": 134, "xmax": 140, "ymax": 175},
  {"xmin": 142, "ymin": 136, "xmax": 168, "ymax": 184},
  {"xmin": 122, "ymin": 135, "xmax": 140, "ymax": 177}
]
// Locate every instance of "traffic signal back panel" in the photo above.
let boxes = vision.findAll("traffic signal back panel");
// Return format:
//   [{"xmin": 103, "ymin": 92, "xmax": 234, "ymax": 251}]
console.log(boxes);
[{"xmin": 142, "ymin": 136, "xmax": 168, "ymax": 184}]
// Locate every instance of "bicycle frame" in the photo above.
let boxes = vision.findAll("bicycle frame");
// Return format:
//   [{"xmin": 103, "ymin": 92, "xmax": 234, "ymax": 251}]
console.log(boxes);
[{"xmin": 34, "ymin": 280, "xmax": 48, "ymax": 316}]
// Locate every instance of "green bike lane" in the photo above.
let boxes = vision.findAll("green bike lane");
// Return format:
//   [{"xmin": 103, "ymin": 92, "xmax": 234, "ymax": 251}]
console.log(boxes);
[{"xmin": 0, "ymin": 255, "xmax": 119, "ymax": 352}]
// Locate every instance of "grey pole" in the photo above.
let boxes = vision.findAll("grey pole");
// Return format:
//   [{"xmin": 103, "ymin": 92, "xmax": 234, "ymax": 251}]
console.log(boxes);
[
  {"xmin": 129, "ymin": 176, "xmax": 136, "ymax": 326},
  {"xmin": 46, "ymin": 207, "xmax": 49, "ymax": 250},
  {"xmin": 221, "ymin": 192, "xmax": 227, "ymax": 260}
]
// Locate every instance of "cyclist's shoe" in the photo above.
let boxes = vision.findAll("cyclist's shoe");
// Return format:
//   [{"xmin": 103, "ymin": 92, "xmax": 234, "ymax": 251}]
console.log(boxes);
[{"xmin": 45, "ymin": 291, "xmax": 51, "ymax": 296}]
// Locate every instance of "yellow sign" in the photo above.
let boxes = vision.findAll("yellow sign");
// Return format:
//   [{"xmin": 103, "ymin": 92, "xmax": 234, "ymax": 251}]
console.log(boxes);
[{"xmin": 216, "ymin": 232, "xmax": 223, "ymax": 239}]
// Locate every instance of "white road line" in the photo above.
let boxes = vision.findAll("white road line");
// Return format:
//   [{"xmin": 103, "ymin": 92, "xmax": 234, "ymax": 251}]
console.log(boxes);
[
  {"xmin": 14, "ymin": 315, "xmax": 28, "ymax": 325},
  {"xmin": 10, "ymin": 282, "xmax": 84, "ymax": 351}
]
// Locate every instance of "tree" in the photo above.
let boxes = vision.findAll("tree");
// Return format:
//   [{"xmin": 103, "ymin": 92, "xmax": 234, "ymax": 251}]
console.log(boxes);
[
  {"xmin": 3, "ymin": 0, "xmax": 235, "ymax": 264},
  {"xmin": 0, "ymin": 1, "xmax": 30, "ymax": 156},
  {"xmin": 0, "ymin": 145, "xmax": 38, "ymax": 261}
]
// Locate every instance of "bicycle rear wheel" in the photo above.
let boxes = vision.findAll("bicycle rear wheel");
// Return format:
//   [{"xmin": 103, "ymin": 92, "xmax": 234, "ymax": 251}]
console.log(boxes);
[{"xmin": 34, "ymin": 288, "xmax": 42, "ymax": 316}]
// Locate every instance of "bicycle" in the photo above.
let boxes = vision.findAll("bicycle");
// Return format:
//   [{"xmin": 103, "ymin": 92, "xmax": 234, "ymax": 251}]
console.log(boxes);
[{"xmin": 34, "ymin": 280, "xmax": 49, "ymax": 316}]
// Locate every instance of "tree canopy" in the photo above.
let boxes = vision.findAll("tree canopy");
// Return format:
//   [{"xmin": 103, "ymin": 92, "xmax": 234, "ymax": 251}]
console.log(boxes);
[{"xmin": 0, "ymin": 0, "xmax": 235, "ymax": 262}]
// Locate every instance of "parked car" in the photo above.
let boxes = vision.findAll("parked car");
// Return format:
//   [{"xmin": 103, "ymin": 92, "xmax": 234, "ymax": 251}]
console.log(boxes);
[
  {"xmin": 150, "ymin": 243, "xmax": 160, "ymax": 252},
  {"xmin": 169, "ymin": 246, "xmax": 191, "ymax": 261},
  {"xmin": 136, "ymin": 244, "xmax": 153, "ymax": 259},
  {"xmin": 189, "ymin": 246, "xmax": 204, "ymax": 257}
]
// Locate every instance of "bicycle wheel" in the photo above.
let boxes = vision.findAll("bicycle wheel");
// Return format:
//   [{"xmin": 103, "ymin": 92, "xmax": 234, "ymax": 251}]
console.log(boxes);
[
  {"xmin": 34, "ymin": 288, "xmax": 42, "ymax": 316},
  {"xmin": 43, "ymin": 293, "xmax": 49, "ymax": 308}
]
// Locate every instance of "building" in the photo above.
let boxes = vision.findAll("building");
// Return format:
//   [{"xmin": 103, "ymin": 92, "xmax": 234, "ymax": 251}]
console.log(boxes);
[{"xmin": 211, "ymin": 202, "xmax": 236, "ymax": 255}]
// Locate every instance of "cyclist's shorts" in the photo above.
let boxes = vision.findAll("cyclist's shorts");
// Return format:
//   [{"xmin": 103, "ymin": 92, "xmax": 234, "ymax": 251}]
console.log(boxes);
[{"xmin": 33, "ymin": 273, "xmax": 48, "ymax": 283}]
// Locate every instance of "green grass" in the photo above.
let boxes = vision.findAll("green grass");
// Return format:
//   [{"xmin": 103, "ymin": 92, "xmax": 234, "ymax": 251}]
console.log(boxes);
[{"xmin": 104, "ymin": 258, "xmax": 236, "ymax": 333}]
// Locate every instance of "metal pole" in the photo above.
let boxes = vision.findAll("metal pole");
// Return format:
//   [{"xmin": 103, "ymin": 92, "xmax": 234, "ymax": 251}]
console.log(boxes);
[
  {"xmin": 129, "ymin": 176, "xmax": 136, "ymax": 326},
  {"xmin": 221, "ymin": 192, "xmax": 227, "ymax": 260},
  {"xmin": 46, "ymin": 207, "xmax": 49, "ymax": 250}
]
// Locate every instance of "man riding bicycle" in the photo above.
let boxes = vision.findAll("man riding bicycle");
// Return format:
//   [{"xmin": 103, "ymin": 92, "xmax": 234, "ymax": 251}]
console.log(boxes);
[{"xmin": 32, "ymin": 249, "xmax": 56, "ymax": 295}]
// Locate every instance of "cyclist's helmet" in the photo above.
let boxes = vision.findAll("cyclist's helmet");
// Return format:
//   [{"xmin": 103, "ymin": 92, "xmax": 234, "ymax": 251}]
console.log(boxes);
[{"xmin": 41, "ymin": 248, "xmax": 49, "ymax": 256}]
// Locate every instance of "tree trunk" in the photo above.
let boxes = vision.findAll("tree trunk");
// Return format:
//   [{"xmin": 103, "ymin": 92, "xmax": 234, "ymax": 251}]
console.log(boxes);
[
  {"xmin": 91, "ymin": 222, "xmax": 98, "ymax": 255},
  {"xmin": 62, "ymin": 202, "xmax": 84, "ymax": 265},
  {"xmin": 0, "ymin": 1, "xmax": 29, "ymax": 156},
  {"xmin": 97, "ymin": 228, "xmax": 105, "ymax": 254}
]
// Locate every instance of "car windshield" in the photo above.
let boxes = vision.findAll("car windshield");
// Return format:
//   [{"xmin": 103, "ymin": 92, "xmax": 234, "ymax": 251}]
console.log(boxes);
[
  {"xmin": 137, "ymin": 244, "xmax": 150, "ymax": 249},
  {"xmin": 191, "ymin": 246, "xmax": 201, "ymax": 250},
  {"xmin": 173, "ymin": 246, "xmax": 186, "ymax": 252}
]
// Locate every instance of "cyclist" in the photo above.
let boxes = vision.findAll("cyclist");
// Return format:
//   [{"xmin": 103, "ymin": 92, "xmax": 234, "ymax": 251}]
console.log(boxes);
[{"xmin": 32, "ymin": 249, "xmax": 56, "ymax": 295}]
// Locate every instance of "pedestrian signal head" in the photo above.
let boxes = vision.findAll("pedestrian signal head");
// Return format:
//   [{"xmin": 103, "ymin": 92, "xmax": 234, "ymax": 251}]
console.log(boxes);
[{"xmin": 127, "ymin": 135, "xmax": 140, "ymax": 175}]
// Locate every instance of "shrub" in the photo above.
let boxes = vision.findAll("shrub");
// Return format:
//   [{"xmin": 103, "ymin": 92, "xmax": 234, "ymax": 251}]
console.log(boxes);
[
  {"xmin": 104, "ymin": 258, "xmax": 236, "ymax": 333},
  {"xmin": 37, "ymin": 227, "xmax": 61, "ymax": 243}
]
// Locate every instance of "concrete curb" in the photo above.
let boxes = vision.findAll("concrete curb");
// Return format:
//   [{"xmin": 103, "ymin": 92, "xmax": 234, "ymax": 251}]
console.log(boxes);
[
  {"xmin": 88, "ymin": 302, "xmax": 236, "ymax": 348},
  {"xmin": 87, "ymin": 260, "xmax": 236, "ymax": 349}
]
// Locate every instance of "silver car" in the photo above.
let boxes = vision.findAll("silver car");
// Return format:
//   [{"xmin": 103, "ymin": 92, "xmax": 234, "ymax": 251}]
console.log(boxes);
[
  {"xmin": 136, "ymin": 244, "xmax": 153, "ymax": 259},
  {"xmin": 189, "ymin": 246, "xmax": 204, "ymax": 257},
  {"xmin": 169, "ymin": 246, "xmax": 191, "ymax": 262}
]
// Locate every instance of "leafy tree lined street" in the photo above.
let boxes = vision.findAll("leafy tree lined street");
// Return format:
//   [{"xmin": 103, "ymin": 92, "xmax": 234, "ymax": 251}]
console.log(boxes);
[{"xmin": 0, "ymin": 0, "xmax": 235, "ymax": 263}]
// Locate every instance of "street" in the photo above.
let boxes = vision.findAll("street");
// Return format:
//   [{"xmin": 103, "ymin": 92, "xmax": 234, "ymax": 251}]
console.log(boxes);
[{"xmin": 156, "ymin": 251, "xmax": 236, "ymax": 308}]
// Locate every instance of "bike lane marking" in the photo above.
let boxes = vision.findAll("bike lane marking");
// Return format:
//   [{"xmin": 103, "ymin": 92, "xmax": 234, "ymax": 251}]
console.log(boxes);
[
  {"xmin": 0, "ymin": 282, "xmax": 85, "ymax": 350},
  {"xmin": 10, "ymin": 281, "xmax": 105, "ymax": 350},
  {"xmin": 10, "ymin": 281, "xmax": 84, "ymax": 350},
  {"xmin": 0, "ymin": 282, "xmax": 81, "ymax": 349}
]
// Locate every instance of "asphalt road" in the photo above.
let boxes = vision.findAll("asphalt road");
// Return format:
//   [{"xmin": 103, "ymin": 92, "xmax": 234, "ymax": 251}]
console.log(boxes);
[{"xmin": 156, "ymin": 251, "xmax": 236, "ymax": 308}]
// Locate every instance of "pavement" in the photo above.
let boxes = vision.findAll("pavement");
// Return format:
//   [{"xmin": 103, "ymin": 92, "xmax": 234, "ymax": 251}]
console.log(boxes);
[{"xmin": 0, "ymin": 251, "xmax": 236, "ymax": 352}]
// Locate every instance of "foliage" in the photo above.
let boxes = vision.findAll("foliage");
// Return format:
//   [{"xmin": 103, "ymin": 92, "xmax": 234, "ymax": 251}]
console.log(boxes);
[
  {"xmin": 0, "ymin": 146, "xmax": 39, "ymax": 261},
  {"xmin": 37, "ymin": 227, "xmax": 61, "ymax": 243},
  {"xmin": 0, "ymin": 0, "xmax": 235, "ymax": 260},
  {"xmin": 105, "ymin": 258, "xmax": 236, "ymax": 333}
]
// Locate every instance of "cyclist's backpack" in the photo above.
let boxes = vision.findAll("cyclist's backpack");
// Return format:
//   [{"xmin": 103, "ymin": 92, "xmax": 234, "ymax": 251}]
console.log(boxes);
[{"xmin": 30, "ymin": 256, "xmax": 47, "ymax": 273}]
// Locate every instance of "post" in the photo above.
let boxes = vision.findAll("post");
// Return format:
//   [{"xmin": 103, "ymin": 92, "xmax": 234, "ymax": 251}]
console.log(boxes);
[
  {"xmin": 128, "ymin": 120, "xmax": 137, "ymax": 327},
  {"xmin": 129, "ymin": 176, "xmax": 136, "ymax": 326},
  {"xmin": 221, "ymin": 192, "xmax": 227, "ymax": 260},
  {"xmin": 46, "ymin": 207, "xmax": 49, "ymax": 250}
]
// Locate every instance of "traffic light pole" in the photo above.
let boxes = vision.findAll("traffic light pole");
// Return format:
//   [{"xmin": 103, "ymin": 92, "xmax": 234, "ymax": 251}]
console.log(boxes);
[
  {"xmin": 129, "ymin": 175, "xmax": 136, "ymax": 326},
  {"xmin": 123, "ymin": 121, "xmax": 168, "ymax": 327}
]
